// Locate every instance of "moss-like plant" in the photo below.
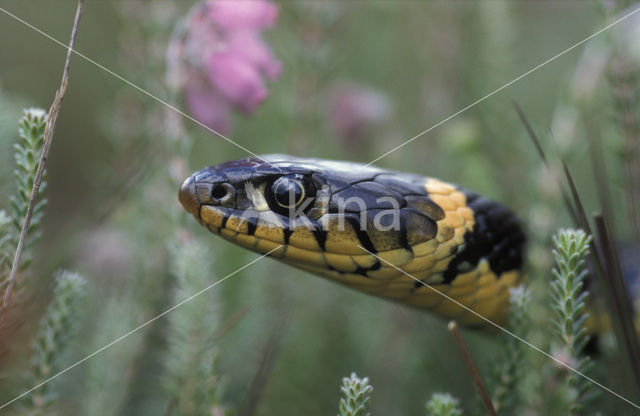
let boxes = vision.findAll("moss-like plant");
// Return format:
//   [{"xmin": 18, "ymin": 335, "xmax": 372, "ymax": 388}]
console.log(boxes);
[
  {"xmin": 25, "ymin": 270, "xmax": 85, "ymax": 415},
  {"xmin": 1, "ymin": 108, "xmax": 47, "ymax": 282},
  {"xmin": 163, "ymin": 241, "xmax": 228, "ymax": 416},
  {"xmin": 338, "ymin": 372, "xmax": 373, "ymax": 416},
  {"xmin": 10, "ymin": 109, "xmax": 47, "ymax": 253},
  {"xmin": 491, "ymin": 285, "xmax": 532, "ymax": 414},
  {"xmin": 550, "ymin": 229, "xmax": 595, "ymax": 414},
  {"xmin": 425, "ymin": 392, "xmax": 463, "ymax": 416}
]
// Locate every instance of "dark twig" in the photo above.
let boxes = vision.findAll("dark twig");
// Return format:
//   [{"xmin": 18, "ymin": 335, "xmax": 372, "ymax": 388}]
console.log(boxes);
[
  {"xmin": 513, "ymin": 101, "xmax": 548, "ymax": 166},
  {"xmin": 586, "ymin": 127, "xmax": 614, "ymax": 226},
  {"xmin": 2, "ymin": 0, "xmax": 85, "ymax": 307},
  {"xmin": 513, "ymin": 101, "xmax": 578, "ymax": 224},
  {"xmin": 242, "ymin": 314, "xmax": 289, "ymax": 416},
  {"xmin": 562, "ymin": 161, "xmax": 591, "ymax": 234},
  {"xmin": 448, "ymin": 321, "xmax": 498, "ymax": 416},
  {"xmin": 593, "ymin": 215, "xmax": 640, "ymax": 395}
]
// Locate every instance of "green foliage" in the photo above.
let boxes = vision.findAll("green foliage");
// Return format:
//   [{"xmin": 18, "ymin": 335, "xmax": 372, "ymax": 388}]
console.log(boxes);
[
  {"xmin": 338, "ymin": 372, "xmax": 373, "ymax": 416},
  {"xmin": 550, "ymin": 229, "xmax": 595, "ymax": 414},
  {"xmin": 425, "ymin": 393, "xmax": 463, "ymax": 416},
  {"xmin": 491, "ymin": 285, "xmax": 532, "ymax": 414},
  {"xmin": 25, "ymin": 270, "xmax": 85, "ymax": 415},
  {"xmin": 8, "ymin": 108, "xmax": 47, "ymax": 268},
  {"xmin": 0, "ymin": 108, "xmax": 47, "ymax": 282},
  {"xmin": 0, "ymin": 209, "xmax": 11, "ymax": 276},
  {"xmin": 163, "ymin": 240, "xmax": 228, "ymax": 416},
  {"xmin": 79, "ymin": 297, "xmax": 144, "ymax": 416}
]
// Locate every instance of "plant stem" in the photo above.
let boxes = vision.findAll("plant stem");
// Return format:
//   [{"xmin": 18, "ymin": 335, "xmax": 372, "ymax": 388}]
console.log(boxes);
[
  {"xmin": 2, "ymin": 0, "xmax": 85, "ymax": 307},
  {"xmin": 447, "ymin": 321, "xmax": 497, "ymax": 416}
]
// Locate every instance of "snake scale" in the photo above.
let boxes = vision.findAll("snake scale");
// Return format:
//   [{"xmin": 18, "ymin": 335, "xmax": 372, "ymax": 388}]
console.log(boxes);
[{"xmin": 179, "ymin": 155, "xmax": 526, "ymax": 328}]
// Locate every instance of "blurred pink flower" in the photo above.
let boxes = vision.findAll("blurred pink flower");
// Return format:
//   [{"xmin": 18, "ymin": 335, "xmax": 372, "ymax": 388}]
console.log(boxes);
[
  {"xmin": 184, "ymin": 79, "xmax": 232, "ymax": 134},
  {"xmin": 207, "ymin": 51, "xmax": 268, "ymax": 112},
  {"xmin": 208, "ymin": 0, "xmax": 278, "ymax": 31},
  {"xmin": 168, "ymin": 0, "xmax": 282, "ymax": 134},
  {"xmin": 328, "ymin": 83, "xmax": 391, "ymax": 147}
]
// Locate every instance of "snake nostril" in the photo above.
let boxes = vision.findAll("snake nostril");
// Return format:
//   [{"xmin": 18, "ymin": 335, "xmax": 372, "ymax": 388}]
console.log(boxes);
[
  {"xmin": 211, "ymin": 183, "xmax": 234, "ymax": 203},
  {"xmin": 211, "ymin": 185, "xmax": 228, "ymax": 200}
]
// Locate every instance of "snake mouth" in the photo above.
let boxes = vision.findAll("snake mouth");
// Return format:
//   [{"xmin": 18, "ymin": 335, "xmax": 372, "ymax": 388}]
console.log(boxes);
[{"xmin": 179, "ymin": 175, "xmax": 200, "ymax": 218}]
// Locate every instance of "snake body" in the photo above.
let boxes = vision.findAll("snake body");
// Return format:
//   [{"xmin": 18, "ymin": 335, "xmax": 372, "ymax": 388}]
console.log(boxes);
[{"xmin": 179, "ymin": 155, "xmax": 526, "ymax": 328}]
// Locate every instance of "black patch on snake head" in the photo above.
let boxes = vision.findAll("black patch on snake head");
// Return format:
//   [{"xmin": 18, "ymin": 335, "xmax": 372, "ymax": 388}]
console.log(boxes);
[
  {"xmin": 329, "ymin": 182, "xmax": 406, "ymax": 213},
  {"xmin": 401, "ymin": 208, "xmax": 438, "ymax": 245},
  {"xmin": 405, "ymin": 196, "xmax": 445, "ymax": 221},
  {"xmin": 442, "ymin": 190, "xmax": 526, "ymax": 284}
]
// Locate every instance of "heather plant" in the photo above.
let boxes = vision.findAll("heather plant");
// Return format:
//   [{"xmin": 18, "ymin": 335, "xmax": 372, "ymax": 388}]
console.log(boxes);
[
  {"xmin": 550, "ymin": 229, "xmax": 595, "ymax": 414},
  {"xmin": 24, "ymin": 271, "xmax": 85, "ymax": 416},
  {"xmin": 0, "ymin": 210, "xmax": 12, "ymax": 278},
  {"xmin": 0, "ymin": 109, "xmax": 47, "ymax": 281},
  {"xmin": 490, "ymin": 285, "xmax": 532, "ymax": 414},
  {"xmin": 337, "ymin": 373, "xmax": 373, "ymax": 416},
  {"xmin": 0, "ymin": 1, "xmax": 640, "ymax": 415},
  {"xmin": 163, "ymin": 241, "xmax": 228, "ymax": 416},
  {"xmin": 0, "ymin": 108, "xmax": 87, "ymax": 416},
  {"xmin": 425, "ymin": 393, "xmax": 463, "ymax": 416}
]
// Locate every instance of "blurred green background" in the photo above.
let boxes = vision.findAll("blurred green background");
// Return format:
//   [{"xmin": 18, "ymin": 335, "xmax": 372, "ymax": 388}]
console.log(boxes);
[{"xmin": 0, "ymin": 1, "xmax": 636, "ymax": 415}]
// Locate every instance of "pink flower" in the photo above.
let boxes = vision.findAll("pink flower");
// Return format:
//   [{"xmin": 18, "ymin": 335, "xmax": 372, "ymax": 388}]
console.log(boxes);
[
  {"xmin": 226, "ymin": 31, "xmax": 282, "ymax": 79},
  {"xmin": 207, "ymin": 0, "xmax": 278, "ymax": 31},
  {"xmin": 184, "ymin": 79, "xmax": 231, "ymax": 134},
  {"xmin": 169, "ymin": 0, "xmax": 282, "ymax": 134},
  {"xmin": 207, "ymin": 51, "xmax": 268, "ymax": 112}
]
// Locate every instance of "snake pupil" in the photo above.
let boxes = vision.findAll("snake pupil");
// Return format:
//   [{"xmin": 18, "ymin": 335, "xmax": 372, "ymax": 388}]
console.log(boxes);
[{"xmin": 272, "ymin": 177, "xmax": 305, "ymax": 208}]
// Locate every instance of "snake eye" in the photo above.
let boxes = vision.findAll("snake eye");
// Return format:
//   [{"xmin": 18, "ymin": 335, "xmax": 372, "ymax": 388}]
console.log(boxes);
[{"xmin": 271, "ymin": 176, "xmax": 306, "ymax": 209}]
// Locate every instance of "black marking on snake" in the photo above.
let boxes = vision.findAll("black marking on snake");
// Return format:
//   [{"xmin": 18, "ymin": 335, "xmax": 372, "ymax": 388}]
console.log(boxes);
[
  {"xmin": 313, "ymin": 228, "xmax": 328, "ymax": 251},
  {"xmin": 346, "ymin": 215, "xmax": 377, "ymax": 254},
  {"xmin": 399, "ymin": 228, "xmax": 413, "ymax": 254},
  {"xmin": 354, "ymin": 260, "xmax": 381, "ymax": 276},
  {"xmin": 246, "ymin": 216, "xmax": 258, "ymax": 235},
  {"xmin": 354, "ymin": 266, "xmax": 369, "ymax": 276},
  {"xmin": 221, "ymin": 211, "xmax": 231, "ymax": 229},
  {"xmin": 283, "ymin": 227, "xmax": 293, "ymax": 245},
  {"xmin": 442, "ymin": 190, "xmax": 525, "ymax": 284}
]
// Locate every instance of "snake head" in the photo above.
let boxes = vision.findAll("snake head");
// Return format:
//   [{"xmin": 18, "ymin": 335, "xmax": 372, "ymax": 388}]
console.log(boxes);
[
  {"xmin": 179, "ymin": 154, "xmax": 332, "ymax": 233},
  {"xmin": 178, "ymin": 154, "xmax": 444, "ymax": 255}
]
